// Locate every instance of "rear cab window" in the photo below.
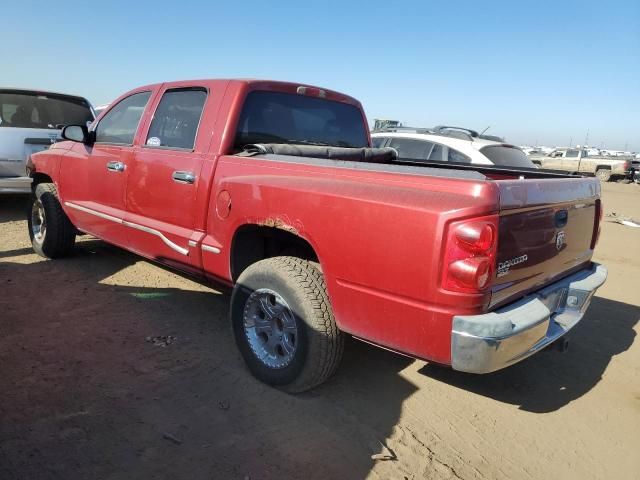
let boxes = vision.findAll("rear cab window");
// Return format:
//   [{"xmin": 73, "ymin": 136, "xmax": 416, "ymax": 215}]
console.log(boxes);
[
  {"xmin": 480, "ymin": 145, "xmax": 537, "ymax": 167},
  {"xmin": 0, "ymin": 90, "xmax": 93, "ymax": 129},
  {"xmin": 234, "ymin": 91, "xmax": 368, "ymax": 150}
]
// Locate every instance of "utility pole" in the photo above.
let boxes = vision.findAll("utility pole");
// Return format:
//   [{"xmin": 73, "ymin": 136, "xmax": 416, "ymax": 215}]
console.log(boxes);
[
  {"xmin": 569, "ymin": 137, "xmax": 573, "ymax": 148},
  {"xmin": 584, "ymin": 129, "xmax": 589, "ymax": 148}
]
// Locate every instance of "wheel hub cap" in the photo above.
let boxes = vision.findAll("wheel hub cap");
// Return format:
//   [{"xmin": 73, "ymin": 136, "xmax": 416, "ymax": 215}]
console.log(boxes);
[
  {"xmin": 31, "ymin": 199, "xmax": 46, "ymax": 242},
  {"xmin": 243, "ymin": 288, "xmax": 298, "ymax": 369}
]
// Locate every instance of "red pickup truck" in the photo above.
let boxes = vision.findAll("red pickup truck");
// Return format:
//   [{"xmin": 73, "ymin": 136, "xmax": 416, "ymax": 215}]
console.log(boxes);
[{"xmin": 27, "ymin": 79, "xmax": 607, "ymax": 392}]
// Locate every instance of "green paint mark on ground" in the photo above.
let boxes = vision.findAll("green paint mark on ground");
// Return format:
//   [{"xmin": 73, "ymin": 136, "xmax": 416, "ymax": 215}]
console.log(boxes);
[{"xmin": 130, "ymin": 292, "xmax": 171, "ymax": 299}]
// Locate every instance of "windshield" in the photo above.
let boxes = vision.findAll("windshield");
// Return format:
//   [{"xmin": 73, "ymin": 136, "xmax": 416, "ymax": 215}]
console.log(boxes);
[
  {"xmin": 0, "ymin": 90, "xmax": 93, "ymax": 130},
  {"xmin": 234, "ymin": 91, "xmax": 368, "ymax": 149},
  {"xmin": 480, "ymin": 145, "xmax": 536, "ymax": 167}
]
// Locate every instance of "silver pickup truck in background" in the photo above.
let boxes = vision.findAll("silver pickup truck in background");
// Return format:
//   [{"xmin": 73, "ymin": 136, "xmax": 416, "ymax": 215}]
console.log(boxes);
[
  {"xmin": 529, "ymin": 148, "xmax": 633, "ymax": 182},
  {"xmin": 0, "ymin": 89, "xmax": 94, "ymax": 193}
]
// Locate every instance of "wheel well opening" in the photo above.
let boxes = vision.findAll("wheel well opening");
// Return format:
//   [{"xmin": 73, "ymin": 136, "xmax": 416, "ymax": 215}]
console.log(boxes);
[
  {"xmin": 231, "ymin": 225, "xmax": 318, "ymax": 281},
  {"xmin": 31, "ymin": 173, "xmax": 53, "ymax": 190}
]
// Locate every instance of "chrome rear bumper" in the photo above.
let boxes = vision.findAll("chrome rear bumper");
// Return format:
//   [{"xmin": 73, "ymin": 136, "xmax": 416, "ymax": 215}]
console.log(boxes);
[
  {"xmin": 451, "ymin": 263, "xmax": 607, "ymax": 373},
  {"xmin": 0, "ymin": 176, "xmax": 32, "ymax": 194}
]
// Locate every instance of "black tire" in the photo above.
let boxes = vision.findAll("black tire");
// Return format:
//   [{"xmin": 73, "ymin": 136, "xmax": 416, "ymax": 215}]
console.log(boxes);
[
  {"xmin": 596, "ymin": 169, "xmax": 612, "ymax": 182},
  {"xmin": 231, "ymin": 256, "xmax": 344, "ymax": 393},
  {"xmin": 28, "ymin": 183, "xmax": 76, "ymax": 258}
]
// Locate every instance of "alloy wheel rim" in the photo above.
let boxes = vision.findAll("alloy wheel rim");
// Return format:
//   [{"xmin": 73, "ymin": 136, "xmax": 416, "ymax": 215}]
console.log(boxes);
[
  {"xmin": 31, "ymin": 199, "xmax": 46, "ymax": 243},
  {"xmin": 243, "ymin": 288, "xmax": 298, "ymax": 369}
]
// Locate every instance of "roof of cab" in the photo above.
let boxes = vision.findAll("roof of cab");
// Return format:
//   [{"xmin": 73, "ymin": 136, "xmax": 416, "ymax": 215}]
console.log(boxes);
[{"xmin": 128, "ymin": 79, "xmax": 362, "ymax": 106}]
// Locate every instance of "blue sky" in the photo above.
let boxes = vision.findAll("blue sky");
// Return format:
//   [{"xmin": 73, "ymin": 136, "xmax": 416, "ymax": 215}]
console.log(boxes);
[{"xmin": 4, "ymin": 0, "xmax": 639, "ymax": 150}]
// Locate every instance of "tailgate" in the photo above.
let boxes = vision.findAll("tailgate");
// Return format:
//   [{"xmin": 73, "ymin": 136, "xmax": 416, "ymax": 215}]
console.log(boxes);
[{"xmin": 491, "ymin": 177, "xmax": 600, "ymax": 308}]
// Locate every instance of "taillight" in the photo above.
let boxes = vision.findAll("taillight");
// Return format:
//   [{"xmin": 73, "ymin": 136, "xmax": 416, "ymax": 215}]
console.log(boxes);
[
  {"xmin": 442, "ymin": 215, "xmax": 498, "ymax": 293},
  {"xmin": 591, "ymin": 199, "xmax": 603, "ymax": 249}
]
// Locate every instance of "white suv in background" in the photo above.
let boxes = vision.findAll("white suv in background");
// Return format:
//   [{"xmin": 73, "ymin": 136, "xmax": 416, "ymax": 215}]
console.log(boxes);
[
  {"xmin": 371, "ymin": 126, "xmax": 537, "ymax": 168},
  {"xmin": 0, "ymin": 89, "xmax": 95, "ymax": 193}
]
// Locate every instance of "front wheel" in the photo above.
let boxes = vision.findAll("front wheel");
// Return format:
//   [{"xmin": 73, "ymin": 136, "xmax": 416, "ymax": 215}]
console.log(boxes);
[
  {"xmin": 28, "ymin": 183, "xmax": 76, "ymax": 258},
  {"xmin": 231, "ymin": 257, "xmax": 344, "ymax": 393}
]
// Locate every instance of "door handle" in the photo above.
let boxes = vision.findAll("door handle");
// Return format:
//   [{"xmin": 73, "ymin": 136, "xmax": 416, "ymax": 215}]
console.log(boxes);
[
  {"xmin": 106, "ymin": 161, "xmax": 125, "ymax": 172},
  {"xmin": 172, "ymin": 171, "xmax": 196, "ymax": 184}
]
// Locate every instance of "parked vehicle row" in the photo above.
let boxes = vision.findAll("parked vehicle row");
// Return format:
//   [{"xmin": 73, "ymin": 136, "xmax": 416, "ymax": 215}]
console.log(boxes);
[
  {"xmin": 27, "ymin": 79, "xmax": 607, "ymax": 392},
  {"xmin": 529, "ymin": 148, "xmax": 634, "ymax": 182}
]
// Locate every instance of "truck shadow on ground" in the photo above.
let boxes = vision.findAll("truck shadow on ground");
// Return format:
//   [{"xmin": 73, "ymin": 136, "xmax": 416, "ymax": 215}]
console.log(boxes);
[
  {"xmin": 419, "ymin": 296, "xmax": 638, "ymax": 413},
  {"xmin": 0, "ymin": 194, "xmax": 28, "ymax": 224},
  {"xmin": 0, "ymin": 240, "xmax": 417, "ymax": 480}
]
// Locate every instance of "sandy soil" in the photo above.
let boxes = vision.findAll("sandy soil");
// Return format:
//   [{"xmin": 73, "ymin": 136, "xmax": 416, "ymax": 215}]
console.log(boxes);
[{"xmin": 1, "ymin": 182, "xmax": 638, "ymax": 480}]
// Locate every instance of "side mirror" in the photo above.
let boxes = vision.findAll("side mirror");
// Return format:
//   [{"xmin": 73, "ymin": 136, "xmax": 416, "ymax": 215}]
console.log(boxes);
[{"xmin": 62, "ymin": 124, "xmax": 93, "ymax": 144}]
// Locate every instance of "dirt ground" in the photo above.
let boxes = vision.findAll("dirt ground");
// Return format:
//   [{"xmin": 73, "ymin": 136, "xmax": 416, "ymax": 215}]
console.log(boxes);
[{"xmin": 1, "ymin": 182, "xmax": 638, "ymax": 480}]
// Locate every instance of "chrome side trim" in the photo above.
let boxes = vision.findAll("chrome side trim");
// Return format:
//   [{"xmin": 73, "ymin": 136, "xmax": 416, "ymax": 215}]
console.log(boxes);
[
  {"xmin": 188, "ymin": 240, "xmax": 197, "ymax": 247},
  {"xmin": 202, "ymin": 244, "xmax": 221, "ymax": 254},
  {"xmin": 64, "ymin": 202, "xmax": 189, "ymax": 256},
  {"xmin": 65, "ymin": 202, "xmax": 122, "ymax": 223},
  {"xmin": 122, "ymin": 220, "xmax": 189, "ymax": 255}
]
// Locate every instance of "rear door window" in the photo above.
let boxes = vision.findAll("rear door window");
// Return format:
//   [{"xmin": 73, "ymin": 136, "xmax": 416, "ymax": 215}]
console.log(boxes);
[
  {"xmin": 429, "ymin": 143, "xmax": 444, "ymax": 161},
  {"xmin": 0, "ymin": 91, "xmax": 93, "ymax": 129},
  {"xmin": 388, "ymin": 138, "xmax": 432, "ymax": 160},
  {"xmin": 371, "ymin": 136, "xmax": 387, "ymax": 148},
  {"xmin": 234, "ymin": 91, "xmax": 368, "ymax": 149},
  {"xmin": 95, "ymin": 92, "xmax": 151, "ymax": 145},
  {"xmin": 448, "ymin": 148, "xmax": 471, "ymax": 163},
  {"xmin": 480, "ymin": 145, "xmax": 536, "ymax": 167},
  {"xmin": 145, "ymin": 88, "xmax": 207, "ymax": 150}
]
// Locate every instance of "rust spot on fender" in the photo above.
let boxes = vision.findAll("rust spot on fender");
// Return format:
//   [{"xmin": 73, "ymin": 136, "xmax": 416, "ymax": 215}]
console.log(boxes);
[{"xmin": 256, "ymin": 215, "xmax": 304, "ymax": 236}]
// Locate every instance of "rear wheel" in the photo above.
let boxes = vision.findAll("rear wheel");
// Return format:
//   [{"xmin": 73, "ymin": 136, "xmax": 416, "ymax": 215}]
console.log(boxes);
[
  {"xmin": 596, "ymin": 169, "xmax": 612, "ymax": 182},
  {"xmin": 231, "ymin": 256, "xmax": 344, "ymax": 393},
  {"xmin": 28, "ymin": 183, "xmax": 76, "ymax": 258}
]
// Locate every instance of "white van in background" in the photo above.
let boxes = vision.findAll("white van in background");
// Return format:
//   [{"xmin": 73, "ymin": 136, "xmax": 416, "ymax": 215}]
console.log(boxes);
[{"xmin": 0, "ymin": 89, "xmax": 94, "ymax": 193}]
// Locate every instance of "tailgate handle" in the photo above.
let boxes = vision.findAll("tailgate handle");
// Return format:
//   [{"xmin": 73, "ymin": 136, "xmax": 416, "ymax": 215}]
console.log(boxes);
[{"xmin": 555, "ymin": 209, "xmax": 568, "ymax": 227}]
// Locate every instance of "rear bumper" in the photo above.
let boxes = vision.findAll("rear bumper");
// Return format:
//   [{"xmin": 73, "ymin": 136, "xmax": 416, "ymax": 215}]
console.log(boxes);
[
  {"xmin": 0, "ymin": 176, "xmax": 32, "ymax": 194},
  {"xmin": 451, "ymin": 263, "xmax": 607, "ymax": 373}
]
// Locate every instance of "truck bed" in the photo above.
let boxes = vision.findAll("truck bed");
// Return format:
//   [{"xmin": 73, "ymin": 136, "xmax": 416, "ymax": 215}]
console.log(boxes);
[
  {"xmin": 237, "ymin": 145, "xmax": 600, "ymax": 311},
  {"xmin": 240, "ymin": 143, "xmax": 579, "ymax": 181}
]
